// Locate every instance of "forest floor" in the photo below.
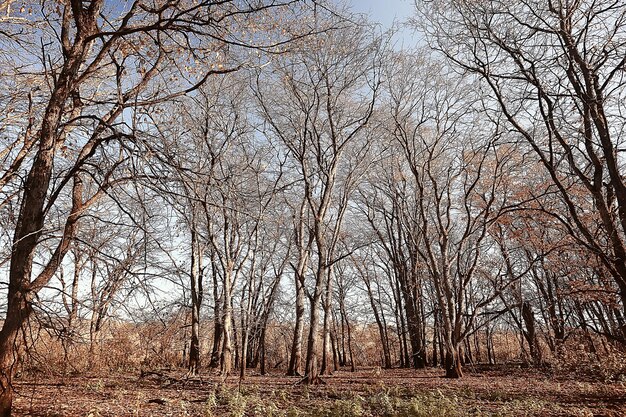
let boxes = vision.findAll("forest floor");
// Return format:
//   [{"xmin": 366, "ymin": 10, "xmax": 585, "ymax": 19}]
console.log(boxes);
[{"xmin": 11, "ymin": 366, "xmax": 626, "ymax": 417}]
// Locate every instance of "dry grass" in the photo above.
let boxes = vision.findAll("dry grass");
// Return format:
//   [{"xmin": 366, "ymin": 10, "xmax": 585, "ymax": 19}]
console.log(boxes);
[{"xmin": 12, "ymin": 367, "xmax": 626, "ymax": 416}]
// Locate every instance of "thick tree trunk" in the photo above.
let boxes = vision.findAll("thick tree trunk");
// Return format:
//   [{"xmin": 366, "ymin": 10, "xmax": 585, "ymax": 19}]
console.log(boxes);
[
  {"xmin": 0, "ymin": 72, "xmax": 61, "ymax": 417},
  {"xmin": 0, "ymin": 146, "xmax": 86, "ymax": 416},
  {"xmin": 521, "ymin": 301, "xmax": 541, "ymax": 366},
  {"xmin": 0, "ymin": 291, "xmax": 30, "ymax": 417},
  {"xmin": 303, "ymin": 296, "xmax": 322, "ymax": 384},
  {"xmin": 189, "ymin": 315, "xmax": 201, "ymax": 373},
  {"xmin": 303, "ymin": 254, "xmax": 326, "ymax": 385},
  {"xmin": 209, "ymin": 319, "xmax": 223, "ymax": 368},
  {"xmin": 405, "ymin": 298, "xmax": 426, "ymax": 368},
  {"xmin": 444, "ymin": 347, "xmax": 463, "ymax": 379},
  {"xmin": 398, "ymin": 268, "xmax": 426, "ymax": 369}
]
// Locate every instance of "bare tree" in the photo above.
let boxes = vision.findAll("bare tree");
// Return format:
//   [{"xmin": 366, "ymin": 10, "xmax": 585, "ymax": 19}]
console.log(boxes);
[
  {"xmin": 418, "ymin": 0, "xmax": 626, "ymax": 323},
  {"xmin": 255, "ymin": 21, "xmax": 384, "ymax": 383},
  {"xmin": 0, "ymin": 0, "xmax": 320, "ymax": 412},
  {"xmin": 375, "ymin": 52, "xmax": 520, "ymax": 377}
]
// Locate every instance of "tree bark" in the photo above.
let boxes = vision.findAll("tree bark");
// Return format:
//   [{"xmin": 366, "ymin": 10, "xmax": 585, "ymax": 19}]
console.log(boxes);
[
  {"xmin": 220, "ymin": 267, "xmax": 234, "ymax": 377},
  {"xmin": 320, "ymin": 267, "xmax": 333, "ymax": 376},
  {"xmin": 287, "ymin": 271, "xmax": 305, "ymax": 376},
  {"xmin": 209, "ymin": 257, "xmax": 222, "ymax": 369},
  {"xmin": 188, "ymin": 228, "xmax": 203, "ymax": 374},
  {"xmin": 303, "ymin": 249, "xmax": 327, "ymax": 385},
  {"xmin": 521, "ymin": 301, "xmax": 541, "ymax": 366},
  {"xmin": 444, "ymin": 347, "xmax": 463, "ymax": 378}
]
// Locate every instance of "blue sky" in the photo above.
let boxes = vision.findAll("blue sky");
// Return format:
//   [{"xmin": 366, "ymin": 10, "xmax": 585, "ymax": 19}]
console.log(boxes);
[
  {"xmin": 349, "ymin": 0, "xmax": 415, "ymax": 28},
  {"xmin": 347, "ymin": 0, "xmax": 421, "ymax": 48}
]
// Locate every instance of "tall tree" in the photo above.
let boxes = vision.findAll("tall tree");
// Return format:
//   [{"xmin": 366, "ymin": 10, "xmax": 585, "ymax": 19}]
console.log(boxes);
[
  {"xmin": 255, "ymin": 20, "xmax": 384, "ymax": 383},
  {"xmin": 418, "ymin": 0, "xmax": 626, "ymax": 322},
  {"xmin": 376, "ymin": 52, "xmax": 519, "ymax": 377},
  {"xmin": 0, "ymin": 1, "xmax": 319, "ymax": 413}
]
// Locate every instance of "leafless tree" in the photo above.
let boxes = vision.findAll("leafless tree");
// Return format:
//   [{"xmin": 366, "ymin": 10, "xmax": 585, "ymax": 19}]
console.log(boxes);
[
  {"xmin": 254, "ymin": 20, "xmax": 385, "ymax": 383},
  {"xmin": 0, "ymin": 0, "xmax": 322, "ymax": 412},
  {"xmin": 418, "ymin": 0, "xmax": 626, "ymax": 324},
  {"xmin": 370, "ymin": 51, "xmax": 522, "ymax": 377}
]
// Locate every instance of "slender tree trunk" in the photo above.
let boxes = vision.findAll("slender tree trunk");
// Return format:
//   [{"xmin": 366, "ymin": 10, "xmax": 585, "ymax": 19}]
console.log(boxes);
[
  {"xmin": 232, "ymin": 307, "xmax": 240, "ymax": 370},
  {"xmin": 338, "ymin": 308, "xmax": 346, "ymax": 366},
  {"xmin": 209, "ymin": 253, "xmax": 222, "ymax": 369},
  {"xmin": 287, "ymin": 273, "xmax": 305, "ymax": 376},
  {"xmin": 220, "ymin": 267, "xmax": 234, "ymax": 376},
  {"xmin": 240, "ymin": 328, "xmax": 249, "ymax": 380},
  {"xmin": 394, "ymin": 277, "xmax": 411, "ymax": 368},
  {"xmin": 464, "ymin": 338, "xmax": 473, "ymax": 366},
  {"xmin": 320, "ymin": 268, "xmax": 333, "ymax": 376},
  {"xmin": 346, "ymin": 312, "xmax": 355, "ymax": 372},
  {"xmin": 188, "ymin": 228, "xmax": 203, "ymax": 374},
  {"xmin": 364, "ymin": 279, "xmax": 392, "ymax": 368},
  {"xmin": 486, "ymin": 328, "xmax": 495, "ymax": 365},
  {"xmin": 330, "ymin": 330, "xmax": 339, "ymax": 371},
  {"xmin": 259, "ymin": 326, "xmax": 267, "ymax": 375},
  {"xmin": 473, "ymin": 331, "xmax": 481, "ymax": 364},
  {"xmin": 432, "ymin": 308, "xmax": 439, "ymax": 367}
]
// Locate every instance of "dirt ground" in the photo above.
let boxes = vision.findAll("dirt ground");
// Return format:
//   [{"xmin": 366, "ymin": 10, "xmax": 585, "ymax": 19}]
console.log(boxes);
[{"xmin": 12, "ymin": 367, "xmax": 626, "ymax": 416}]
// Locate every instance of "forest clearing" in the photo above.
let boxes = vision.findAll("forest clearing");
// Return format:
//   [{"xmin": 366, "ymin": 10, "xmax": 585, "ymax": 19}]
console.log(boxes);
[{"xmin": 12, "ymin": 368, "xmax": 626, "ymax": 417}]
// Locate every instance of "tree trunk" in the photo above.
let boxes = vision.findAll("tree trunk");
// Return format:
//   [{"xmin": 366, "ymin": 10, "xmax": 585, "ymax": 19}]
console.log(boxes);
[
  {"xmin": 0, "ymin": 159, "xmax": 86, "ymax": 416},
  {"xmin": 188, "ymin": 228, "xmax": 203, "ymax": 374},
  {"xmin": 364, "ymin": 279, "xmax": 392, "ymax": 369},
  {"xmin": 0, "ymin": 290, "xmax": 30, "ymax": 416},
  {"xmin": 432, "ymin": 308, "xmax": 439, "ymax": 367},
  {"xmin": 346, "ymin": 313, "xmax": 355, "ymax": 372},
  {"xmin": 303, "ymin": 294, "xmax": 322, "ymax": 384},
  {"xmin": 259, "ymin": 326, "xmax": 267, "ymax": 375},
  {"xmin": 330, "ymin": 329, "xmax": 339, "ymax": 371},
  {"xmin": 521, "ymin": 301, "xmax": 541, "ymax": 366},
  {"xmin": 486, "ymin": 328, "xmax": 495, "ymax": 365},
  {"xmin": 240, "ymin": 328, "xmax": 249, "ymax": 380},
  {"xmin": 303, "ymin": 253, "xmax": 326, "ymax": 385},
  {"xmin": 209, "ymin": 254, "xmax": 222, "ymax": 369},
  {"xmin": 320, "ymin": 268, "xmax": 333, "ymax": 376},
  {"xmin": 398, "ymin": 268, "xmax": 426, "ymax": 369},
  {"xmin": 209, "ymin": 319, "xmax": 223, "ymax": 369},
  {"xmin": 287, "ymin": 272, "xmax": 305, "ymax": 376},
  {"xmin": 220, "ymin": 267, "xmax": 234, "ymax": 376},
  {"xmin": 444, "ymin": 347, "xmax": 463, "ymax": 378},
  {"xmin": 232, "ymin": 306, "xmax": 240, "ymax": 370}
]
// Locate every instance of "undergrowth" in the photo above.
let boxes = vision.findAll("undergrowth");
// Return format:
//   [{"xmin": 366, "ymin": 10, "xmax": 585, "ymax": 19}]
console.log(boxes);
[{"xmin": 200, "ymin": 385, "xmax": 569, "ymax": 417}]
